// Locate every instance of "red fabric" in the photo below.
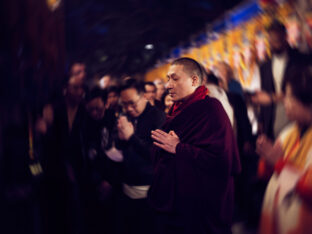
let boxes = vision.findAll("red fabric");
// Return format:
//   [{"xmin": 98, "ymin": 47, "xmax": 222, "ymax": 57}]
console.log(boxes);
[
  {"xmin": 257, "ymin": 158, "xmax": 274, "ymax": 180},
  {"xmin": 168, "ymin": 86, "xmax": 208, "ymax": 119},
  {"xmin": 296, "ymin": 168, "xmax": 312, "ymax": 207},
  {"xmin": 274, "ymin": 158, "xmax": 287, "ymax": 175}
]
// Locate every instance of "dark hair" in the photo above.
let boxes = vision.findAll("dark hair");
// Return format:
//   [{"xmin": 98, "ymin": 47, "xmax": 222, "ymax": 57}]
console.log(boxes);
[
  {"xmin": 107, "ymin": 85, "xmax": 120, "ymax": 95},
  {"xmin": 161, "ymin": 90, "xmax": 169, "ymax": 105},
  {"xmin": 266, "ymin": 19, "xmax": 287, "ymax": 35},
  {"xmin": 85, "ymin": 87, "xmax": 107, "ymax": 103},
  {"xmin": 207, "ymin": 73, "xmax": 220, "ymax": 86},
  {"xmin": 119, "ymin": 78, "xmax": 145, "ymax": 95},
  {"xmin": 144, "ymin": 82, "xmax": 157, "ymax": 92},
  {"xmin": 286, "ymin": 65, "xmax": 312, "ymax": 107},
  {"xmin": 171, "ymin": 57, "xmax": 203, "ymax": 83}
]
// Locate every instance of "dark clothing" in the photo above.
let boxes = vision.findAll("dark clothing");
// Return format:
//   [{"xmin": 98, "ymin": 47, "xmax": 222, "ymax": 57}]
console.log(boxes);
[
  {"xmin": 116, "ymin": 103, "xmax": 166, "ymax": 186},
  {"xmin": 226, "ymin": 92, "xmax": 252, "ymax": 154},
  {"xmin": 155, "ymin": 99, "xmax": 165, "ymax": 111},
  {"xmin": 228, "ymin": 79, "xmax": 244, "ymax": 99},
  {"xmin": 115, "ymin": 192, "xmax": 156, "ymax": 234},
  {"xmin": 259, "ymin": 48, "xmax": 312, "ymax": 139},
  {"xmin": 148, "ymin": 96, "xmax": 241, "ymax": 234},
  {"xmin": 115, "ymin": 103, "xmax": 165, "ymax": 234},
  {"xmin": 82, "ymin": 115, "xmax": 116, "ymax": 234},
  {"xmin": 2, "ymin": 120, "xmax": 42, "ymax": 234},
  {"xmin": 42, "ymin": 100, "xmax": 87, "ymax": 234},
  {"xmin": 226, "ymin": 92, "xmax": 256, "ymax": 222},
  {"xmin": 83, "ymin": 113, "xmax": 117, "ymax": 184}
]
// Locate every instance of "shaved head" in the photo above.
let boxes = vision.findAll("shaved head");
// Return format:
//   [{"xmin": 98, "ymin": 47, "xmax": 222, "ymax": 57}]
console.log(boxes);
[{"xmin": 171, "ymin": 57, "xmax": 203, "ymax": 84}]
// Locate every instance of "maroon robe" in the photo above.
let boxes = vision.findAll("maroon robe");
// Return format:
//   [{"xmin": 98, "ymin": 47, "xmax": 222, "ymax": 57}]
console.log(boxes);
[{"xmin": 148, "ymin": 96, "xmax": 241, "ymax": 234}]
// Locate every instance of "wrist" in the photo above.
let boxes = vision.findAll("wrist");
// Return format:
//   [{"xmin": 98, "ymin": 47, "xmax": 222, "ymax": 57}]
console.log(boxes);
[{"xmin": 125, "ymin": 132, "xmax": 134, "ymax": 141}]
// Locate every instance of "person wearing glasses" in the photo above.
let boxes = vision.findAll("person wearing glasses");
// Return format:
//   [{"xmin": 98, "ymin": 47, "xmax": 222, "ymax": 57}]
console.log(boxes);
[{"xmin": 115, "ymin": 78, "xmax": 166, "ymax": 234}]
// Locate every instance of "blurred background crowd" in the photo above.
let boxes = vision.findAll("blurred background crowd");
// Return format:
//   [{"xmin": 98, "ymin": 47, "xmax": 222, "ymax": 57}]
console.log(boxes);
[{"xmin": 1, "ymin": 0, "xmax": 312, "ymax": 234}]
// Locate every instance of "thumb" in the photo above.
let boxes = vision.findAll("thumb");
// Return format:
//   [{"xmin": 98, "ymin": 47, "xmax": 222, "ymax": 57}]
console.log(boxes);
[{"xmin": 169, "ymin": 130, "xmax": 178, "ymax": 138}]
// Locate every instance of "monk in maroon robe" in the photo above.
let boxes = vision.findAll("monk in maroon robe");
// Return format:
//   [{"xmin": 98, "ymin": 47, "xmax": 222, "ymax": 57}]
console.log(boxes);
[{"xmin": 149, "ymin": 58, "xmax": 241, "ymax": 234}]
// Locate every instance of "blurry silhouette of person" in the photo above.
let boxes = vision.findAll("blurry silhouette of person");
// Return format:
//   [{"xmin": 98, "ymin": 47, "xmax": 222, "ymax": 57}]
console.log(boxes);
[{"xmin": 257, "ymin": 65, "xmax": 312, "ymax": 234}]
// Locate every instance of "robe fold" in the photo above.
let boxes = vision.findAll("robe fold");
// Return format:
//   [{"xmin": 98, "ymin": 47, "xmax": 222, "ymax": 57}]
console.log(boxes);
[{"xmin": 148, "ymin": 95, "xmax": 241, "ymax": 234}]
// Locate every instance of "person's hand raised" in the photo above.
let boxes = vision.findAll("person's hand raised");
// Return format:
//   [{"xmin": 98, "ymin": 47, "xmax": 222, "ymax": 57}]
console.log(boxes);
[
  {"xmin": 151, "ymin": 129, "xmax": 180, "ymax": 154},
  {"xmin": 256, "ymin": 134, "xmax": 283, "ymax": 166},
  {"xmin": 117, "ymin": 116, "xmax": 134, "ymax": 141}
]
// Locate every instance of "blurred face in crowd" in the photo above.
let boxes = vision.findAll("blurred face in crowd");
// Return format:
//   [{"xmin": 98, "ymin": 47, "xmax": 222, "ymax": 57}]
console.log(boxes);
[
  {"xmin": 71, "ymin": 63, "xmax": 86, "ymax": 81},
  {"xmin": 164, "ymin": 94, "xmax": 174, "ymax": 108},
  {"xmin": 144, "ymin": 84, "xmax": 156, "ymax": 102},
  {"xmin": 106, "ymin": 91, "xmax": 119, "ymax": 109},
  {"xmin": 154, "ymin": 79, "xmax": 166, "ymax": 100},
  {"xmin": 269, "ymin": 31, "xmax": 288, "ymax": 55},
  {"xmin": 284, "ymin": 84, "xmax": 312, "ymax": 125},
  {"xmin": 120, "ymin": 88, "xmax": 147, "ymax": 118},
  {"xmin": 166, "ymin": 64, "xmax": 198, "ymax": 102},
  {"xmin": 216, "ymin": 62, "xmax": 231, "ymax": 90},
  {"xmin": 86, "ymin": 97, "xmax": 106, "ymax": 121},
  {"xmin": 66, "ymin": 77, "xmax": 85, "ymax": 104}
]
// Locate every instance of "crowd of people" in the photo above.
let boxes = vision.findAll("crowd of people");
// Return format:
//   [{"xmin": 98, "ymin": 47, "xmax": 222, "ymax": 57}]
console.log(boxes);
[{"xmin": 2, "ymin": 20, "xmax": 312, "ymax": 234}]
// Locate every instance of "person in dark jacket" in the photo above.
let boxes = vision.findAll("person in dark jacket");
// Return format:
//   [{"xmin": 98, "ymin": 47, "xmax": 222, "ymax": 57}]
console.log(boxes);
[
  {"xmin": 83, "ymin": 88, "xmax": 118, "ymax": 234},
  {"xmin": 41, "ymin": 75, "xmax": 87, "ymax": 234},
  {"xmin": 115, "ymin": 78, "xmax": 166, "ymax": 234},
  {"xmin": 252, "ymin": 19, "xmax": 312, "ymax": 140}
]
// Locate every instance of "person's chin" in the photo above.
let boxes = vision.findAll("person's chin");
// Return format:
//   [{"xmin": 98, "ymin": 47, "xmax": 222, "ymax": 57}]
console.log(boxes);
[{"xmin": 170, "ymin": 93, "xmax": 176, "ymax": 99}]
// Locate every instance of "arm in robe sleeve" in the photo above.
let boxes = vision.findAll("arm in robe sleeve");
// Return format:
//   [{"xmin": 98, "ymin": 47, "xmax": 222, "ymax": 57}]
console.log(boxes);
[
  {"xmin": 175, "ymin": 135, "xmax": 238, "ymax": 176},
  {"xmin": 174, "ymin": 99, "xmax": 240, "ymax": 176}
]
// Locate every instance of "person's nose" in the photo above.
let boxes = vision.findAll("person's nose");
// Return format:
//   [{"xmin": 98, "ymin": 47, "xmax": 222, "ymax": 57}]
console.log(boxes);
[{"xmin": 165, "ymin": 81, "xmax": 172, "ymax": 89}]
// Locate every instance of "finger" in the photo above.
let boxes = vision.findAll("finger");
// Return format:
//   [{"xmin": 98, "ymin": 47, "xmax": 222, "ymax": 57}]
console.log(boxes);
[
  {"xmin": 151, "ymin": 130, "xmax": 167, "ymax": 139},
  {"xmin": 154, "ymin": 129, "xmax": 167, "ymax": 136},
  {"xmin": 153, "ymin": 141, "xmax": 168, "ymax": 151},
  {"xmin": 151, "ymin": 134, "xmax": 166, "ymax": 144},
  {"xmin": 118, "ymin": 116, "xmax": 128, "ymax": 124}
]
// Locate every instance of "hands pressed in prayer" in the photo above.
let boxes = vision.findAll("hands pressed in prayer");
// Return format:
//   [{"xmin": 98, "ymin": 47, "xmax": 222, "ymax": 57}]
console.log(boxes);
[
  {"xmin": 151, "ymin": 129, "xmax": 180, "ymax": 154},
  {"xmin": 256, "ymin": 134, "xmax": 283, "ymax": 166},
  {"xmin": 117, "ymin": 116, "xmax": 134, "ymax": 141}
]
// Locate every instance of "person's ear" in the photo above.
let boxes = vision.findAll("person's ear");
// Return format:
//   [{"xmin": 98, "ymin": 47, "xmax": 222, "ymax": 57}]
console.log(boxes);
[{"xmin": 192, "ymin": 75, "xmax": 199, "ymax": 86}]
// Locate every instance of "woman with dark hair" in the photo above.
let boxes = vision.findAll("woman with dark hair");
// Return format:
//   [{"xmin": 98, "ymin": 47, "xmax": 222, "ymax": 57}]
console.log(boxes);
[{"xmin": 257, "ymin": 65, "xmax": 312, "ymax": 234}]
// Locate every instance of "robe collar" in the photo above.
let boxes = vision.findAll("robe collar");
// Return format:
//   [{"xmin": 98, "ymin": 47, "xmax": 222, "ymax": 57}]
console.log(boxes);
[{"xmin": 168, "ymin": 85, "xmax": 208, "ymax": 119}]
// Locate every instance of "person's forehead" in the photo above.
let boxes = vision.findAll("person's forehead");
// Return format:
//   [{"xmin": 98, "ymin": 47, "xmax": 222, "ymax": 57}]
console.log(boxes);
[
  {"xmin": 88, "ymin": 97, "xmax": 103, "ymax": 106},
  {"xmin": 145, "ymin": 84, "xmax": 155, "ymax": 90},
  {"xmin": 108, "ymin": 91, "xmax": 118, "ymax": 97},
  {"xmin": 269, "ymin": 31, "xmax": 284, "ymax": 40},
  {"xmin": 121, "ymin": 88, "xmax": 139, "ymax": 99},
  {"xmin": 167, "ymin": 64, "xmax": 186, "ymax": 76},
  {"xmin": 71, "ymin": 63, "xmax": 85, "ymax": 70},
  {"xmin": 154, "ymin": 79, "xmax": 164, "ymax": 85}
]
